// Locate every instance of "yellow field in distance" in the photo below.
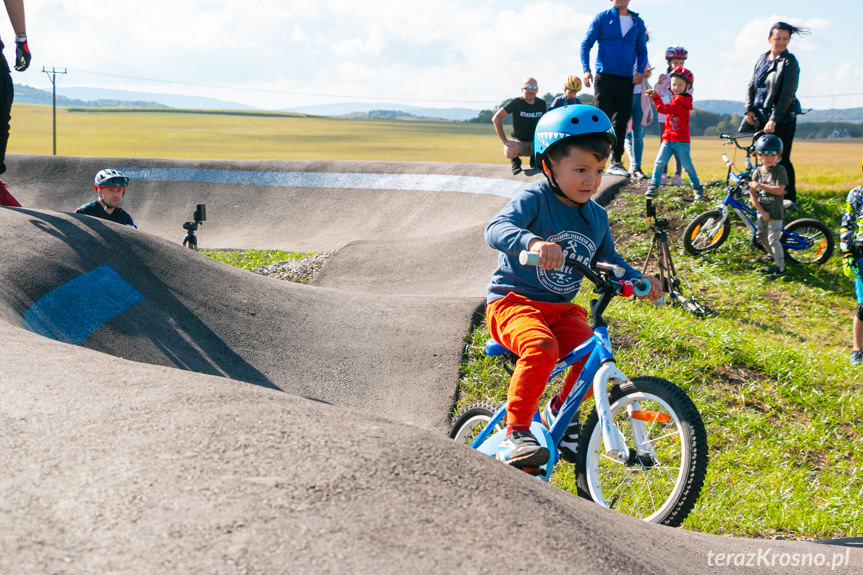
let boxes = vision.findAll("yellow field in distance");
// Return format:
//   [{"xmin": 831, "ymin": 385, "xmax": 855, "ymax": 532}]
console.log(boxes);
[{"xmin": 9, "ymin": 104, "xmax": 863, "ymax": 191}]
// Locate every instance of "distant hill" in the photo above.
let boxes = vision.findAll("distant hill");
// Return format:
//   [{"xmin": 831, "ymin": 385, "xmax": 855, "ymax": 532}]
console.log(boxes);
[
  {"xmin": 14, "ymin": 84, "xmax": 167, "ymax": 109},
  {"xmin": 13, "ymin": 84, "xmax": 255, "ymax": 111},
  {"xmin": 798, "ymin": 107, "xmax": 863, "ymax": 124},
  {"xmin": 283, "ymin": 103, "xmax": 481, "ymax": 122},
  {"xmin": 695, "ymin": 99, "xmax": 744, "ymax": 116}
]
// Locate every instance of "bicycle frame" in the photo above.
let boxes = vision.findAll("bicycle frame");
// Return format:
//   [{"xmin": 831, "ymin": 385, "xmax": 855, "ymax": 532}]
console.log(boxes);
[
  {"xmin": 472, "ymin": 259, "xmax": 654, "ymax": 474},
  {"xmin": 709, "ymin": 140, "xmax": 814, "ymax": 252}
]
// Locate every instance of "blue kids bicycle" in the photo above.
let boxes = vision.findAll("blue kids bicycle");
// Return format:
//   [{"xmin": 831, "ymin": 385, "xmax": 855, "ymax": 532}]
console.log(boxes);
[
  {"xmin": 682, "ymin": 132, "xmax": 834, "ymax": 264},
  {"xmin": 450, "ymin": 252, "xmax": 708, "ymax": 527}
]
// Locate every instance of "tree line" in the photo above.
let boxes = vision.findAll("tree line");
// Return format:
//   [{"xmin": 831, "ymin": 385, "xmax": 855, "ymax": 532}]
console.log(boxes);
[{"xmin": 468, "ymin": 94, "xmax": 863, "ymax": 139}]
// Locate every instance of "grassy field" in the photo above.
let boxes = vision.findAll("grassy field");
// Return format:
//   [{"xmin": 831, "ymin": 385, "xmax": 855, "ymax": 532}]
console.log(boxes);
[
  {"xmin": 16, "ymin": 104, "xmax": 862, "ymax": 539},
  {"xmin": 457, "ymin": 187, "xmax": 861, "ymax": 540},
  {"xmin": 9, "ymin": 104, "xmax": 863, "ymax": 192}
]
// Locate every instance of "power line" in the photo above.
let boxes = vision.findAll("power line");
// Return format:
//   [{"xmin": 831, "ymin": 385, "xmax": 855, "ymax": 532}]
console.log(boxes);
[{"xmin": 67, "ymin": 68, "xmax": 501, "ymax": 107}]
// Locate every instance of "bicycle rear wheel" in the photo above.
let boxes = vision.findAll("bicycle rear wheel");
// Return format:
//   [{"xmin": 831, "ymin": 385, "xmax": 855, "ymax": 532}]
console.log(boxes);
[
  {"xmin": 683, "ymin": 210, "xmax": 730, "ymax": 255},
  {"xmin": 782, "ymin": 218, "xmax": 834, "ymax": 265},
  {"xmin": 449, "ymin": 401, "xmax": 504, "ymax": 445},
  {"xmin": 576, "ymin": 377, "xmax": 708, "ymax": 527}
]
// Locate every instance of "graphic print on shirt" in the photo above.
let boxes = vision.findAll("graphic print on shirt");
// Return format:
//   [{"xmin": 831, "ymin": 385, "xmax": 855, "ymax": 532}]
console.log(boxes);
[
  {"xmin": 667, "ymin": 114, "xmax": 679, "ymax": 133},
  {"xmin": 537, "ymin": 230, "xmax": 597, "ymax": 294}
]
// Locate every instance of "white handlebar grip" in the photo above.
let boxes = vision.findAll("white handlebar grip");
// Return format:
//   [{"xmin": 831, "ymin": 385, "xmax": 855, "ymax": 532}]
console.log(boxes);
[{"xmin": 519, "ymin": 251, "xmax": 541, "ymax": 266}]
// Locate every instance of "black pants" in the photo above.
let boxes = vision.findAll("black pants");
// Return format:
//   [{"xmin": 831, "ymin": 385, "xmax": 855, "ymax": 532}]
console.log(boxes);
[
  {"xmin": 772, "ymin": 120, "xmax": 796, "ymax": 203},
  {"xmin": 0, "ymin": 49, "xmax": 12, "ymax": 174},
  {"xmin": 593, "ymin": 73, "xmax": 634, "ymax": 164}
]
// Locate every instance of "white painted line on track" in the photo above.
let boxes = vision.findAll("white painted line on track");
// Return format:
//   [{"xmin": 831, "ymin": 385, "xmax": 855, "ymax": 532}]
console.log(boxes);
[{"xmin": 120, "ymin": 168, "xmax": 529, "ymax": 198}]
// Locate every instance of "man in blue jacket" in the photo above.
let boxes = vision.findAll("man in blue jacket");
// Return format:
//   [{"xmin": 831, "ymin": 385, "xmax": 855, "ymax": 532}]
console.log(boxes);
[{"xmin": 581, "ymin": 0, "xmax": 648, "ymax": 177}]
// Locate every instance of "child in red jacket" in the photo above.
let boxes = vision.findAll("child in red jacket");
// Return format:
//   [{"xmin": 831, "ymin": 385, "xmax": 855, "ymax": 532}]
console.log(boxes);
[{"xmin": 644, "ymin": 66, "xmax": 704, "ymax": 201}]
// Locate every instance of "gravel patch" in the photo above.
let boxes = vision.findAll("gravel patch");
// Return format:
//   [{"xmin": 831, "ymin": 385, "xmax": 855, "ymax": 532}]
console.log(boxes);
[{"xmin": 251, "ymin": 252, "xmax": 333, "ymax": 284}]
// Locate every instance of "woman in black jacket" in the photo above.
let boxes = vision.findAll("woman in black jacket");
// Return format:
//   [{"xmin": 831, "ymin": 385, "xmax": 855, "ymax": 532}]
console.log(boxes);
[{"xmin": 741, "ymin": 22, "xmax": 808, "ymax": 204}]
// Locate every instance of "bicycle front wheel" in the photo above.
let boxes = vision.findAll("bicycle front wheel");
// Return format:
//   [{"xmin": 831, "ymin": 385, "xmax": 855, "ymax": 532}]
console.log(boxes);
[
  {"xmin": 449, "ymin": 401, "xmax": 504, "ymax": 445},
  {"xmin": 576, "ymin": 377, "xmax": 708, "ymax": 527},
  {"xmin": 782, "ymin": 218, "xmax": 834, "ymax": 265},
  {"xmin": 683, "ymin": 210, "xmax": 730, "ymax": 255}
]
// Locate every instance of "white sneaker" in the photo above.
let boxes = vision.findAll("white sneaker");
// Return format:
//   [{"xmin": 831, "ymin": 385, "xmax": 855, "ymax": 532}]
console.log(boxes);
[{"xmin": 605, "ymin": 163, "xmax": 630, "ymax": 177}]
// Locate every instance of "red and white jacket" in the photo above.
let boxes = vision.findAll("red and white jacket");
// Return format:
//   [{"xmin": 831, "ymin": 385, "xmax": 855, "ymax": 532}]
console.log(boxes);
[{"xmin": 650, "ymin": 92, "xmax": 692, "ymax": 143}]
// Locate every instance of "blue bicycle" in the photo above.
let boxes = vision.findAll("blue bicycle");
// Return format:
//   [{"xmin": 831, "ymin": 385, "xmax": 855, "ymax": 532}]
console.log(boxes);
[
  {"xmin": 682, "ymin": 132, "xmax": 834, "ymax": 264},
  {"xmin": 450, "ymin": 252, "xmax": 708, "ymax": 526}
]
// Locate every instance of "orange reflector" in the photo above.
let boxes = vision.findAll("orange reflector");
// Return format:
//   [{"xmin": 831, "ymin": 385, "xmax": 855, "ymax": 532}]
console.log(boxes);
[
  {"xmin": 631, "ymin": 410, "xmax": 671, "ymax": 423},
  {"xmin": 690, "ymin": 225, "xmax": 701, "ymax": 240}
]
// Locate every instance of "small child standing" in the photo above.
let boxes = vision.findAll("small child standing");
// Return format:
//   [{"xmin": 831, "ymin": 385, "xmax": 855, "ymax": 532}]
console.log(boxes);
[
  {"xmin": 748, "ymin": 134, "xmax": 788, "ymax": 276},
  {"xmin": 655, "ymin": 46, "xmax": 691, "ymax": 186},
  {"xmin": 484, "ymin": 105, "xmax": 662, "ymax": 470},
  {"xmin": 645, "ymin": 66, "xmax": 704, "ymax": 200},
  {"xmin": 549, "ymin": 75, "xmax": 582, "ymax": 110},
  {"xmin": 839, "ymin": 170, "xmax": 863, "ymax": 366}
]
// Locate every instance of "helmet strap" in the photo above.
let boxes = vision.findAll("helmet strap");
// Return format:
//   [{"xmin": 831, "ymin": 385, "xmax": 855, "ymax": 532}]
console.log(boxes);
[{"xmin": 540, "ymin": 155, "xmax": 581, "ymax": 204}]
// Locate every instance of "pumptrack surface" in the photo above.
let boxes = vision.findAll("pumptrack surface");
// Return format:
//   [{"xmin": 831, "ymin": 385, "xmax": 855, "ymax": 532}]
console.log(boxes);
[{"xmin": 1, "ymin": 154, "xmax": 859, "ymax": 574}]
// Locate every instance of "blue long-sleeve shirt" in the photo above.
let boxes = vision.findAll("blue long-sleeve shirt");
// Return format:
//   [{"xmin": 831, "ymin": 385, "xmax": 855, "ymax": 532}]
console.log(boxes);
[
  {"xmin": 580, "ymin": 8, "xmax": 647, "ymax": 78},
  {"xmin": 485, "ymin": 180, "xmax": 640, "ymax": 304}
]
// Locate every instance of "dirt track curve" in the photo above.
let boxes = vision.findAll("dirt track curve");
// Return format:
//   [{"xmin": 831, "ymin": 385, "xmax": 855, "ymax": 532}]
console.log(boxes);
[{"xmin": 1, "ymin": 154, "xmax": 860, "ymax": 574}]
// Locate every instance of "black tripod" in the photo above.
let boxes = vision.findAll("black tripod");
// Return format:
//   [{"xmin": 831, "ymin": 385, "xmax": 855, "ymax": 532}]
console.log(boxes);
[
  {"xmin": 181, "ymin": 204, "xmax": 206, "ymax": 251},
  {"xmin": 642, "ymin": 199, "xmax": 713, "ymax": 317}
]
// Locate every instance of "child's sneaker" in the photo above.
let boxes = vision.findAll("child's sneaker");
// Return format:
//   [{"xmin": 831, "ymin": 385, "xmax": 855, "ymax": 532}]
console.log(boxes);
[
  {"xmin": 693, "ymin": 188, "xmax": 706, "ymax": 201},
  {"xmin": 671, "ymin": 174, "xmax": 683, "ymax": 186},
  {"xmin": 540, "ymin": 401, "xmax": 581, "ymax": 464},
  {"xmin": 850, "ymin": 350, "xmax": 863, "ymax": 367},
  {"xmin": 661, "ymin": 174, "xmax": 668, "ymax": 185},
  {"xmin": 759, "ymin": 264, "xmax": 785, "ymax": 276},
  {"xmin": 630, "ymin": 168, "xmax": 648, "ymax": 180},
  {"xmin": 496, "ymin": 430, "xmax": 549, "ymax": 468},
  {"xmin": 645, "ymin": 185, "xmax": 658, "ymax": 199}
]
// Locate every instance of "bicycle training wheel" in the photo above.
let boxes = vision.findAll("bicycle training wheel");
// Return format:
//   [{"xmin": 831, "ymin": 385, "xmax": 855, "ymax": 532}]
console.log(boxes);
[
  {"xmin": 683, "ymin": 210, "xmax": 730, "ymax": 255},
  {"xmin": 449, "ymin": 401, "xmax": 504, "ymax": 445},
  {"xmin": 575, "ymin": 377, "xmax": 708, "ymax": 527},
  {"xmin": 782, "ymin": 218, "xmax": 834, "ymax": 265}
]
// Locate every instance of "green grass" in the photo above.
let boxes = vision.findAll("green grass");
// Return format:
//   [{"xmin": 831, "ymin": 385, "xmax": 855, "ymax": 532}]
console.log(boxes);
[
  {"xmin": 199, "ymin": 249, "xmax": 312, "ymax": 270},
  {"xmin": 457, "ymin": 185, "xmax": 862, "ymax": 540},
  {"xmin": 15, "ymin": 104, "xmax": 859, "ymax": 539}
]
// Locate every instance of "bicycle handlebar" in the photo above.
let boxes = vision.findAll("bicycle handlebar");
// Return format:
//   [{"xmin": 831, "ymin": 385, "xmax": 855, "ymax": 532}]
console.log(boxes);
[{"xmin": 518, "ymin": 250, "xmax": 657, "ymax": 301}]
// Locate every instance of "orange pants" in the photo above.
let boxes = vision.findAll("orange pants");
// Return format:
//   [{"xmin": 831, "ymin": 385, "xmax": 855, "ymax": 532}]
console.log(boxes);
[{"xmin": 486, "ymin": 292, "xmax": 593, "ymax": 427}]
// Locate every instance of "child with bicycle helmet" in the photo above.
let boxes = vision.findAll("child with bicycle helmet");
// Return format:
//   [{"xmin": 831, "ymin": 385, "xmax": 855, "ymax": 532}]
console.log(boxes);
[
  {"xmin": 749, "ymin": 134, "xmax": 788, "ymax": 276},
  {"xmin": 655, "ymin": 46, "xmax": 692, "ymax": 185},
  {"xmin": 484, "ymin": 105, "xmax": 662, "ymax": 470},
  {"xmin": 75, "ymin": 169, "xmax": 137, "ymax": 228},
  {"xmin": 839, "ymin": 161, "xmax": 863, "ymax": 366},
  {"xmin": 549, "ymin": 75, "xmax": 582, "ymax": 110},
  {"xmin": 644, "ymin": 66, "xmax": 704, "ymax": 201}
]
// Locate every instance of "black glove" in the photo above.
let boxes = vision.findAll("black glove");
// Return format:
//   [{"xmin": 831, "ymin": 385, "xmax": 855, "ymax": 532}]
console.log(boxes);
[{"xmin": 14, "ymin": 36, "xmax": 30, "ymax": 71}]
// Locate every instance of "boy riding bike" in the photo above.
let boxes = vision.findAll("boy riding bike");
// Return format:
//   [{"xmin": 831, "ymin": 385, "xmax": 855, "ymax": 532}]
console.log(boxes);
[
  {"xmin": 484, "ymin": 105, "xmax": 663, "ymax": 470},
  {"xmin": 840, "ymin": 167, "xmax": 863, "ymax": 366}
]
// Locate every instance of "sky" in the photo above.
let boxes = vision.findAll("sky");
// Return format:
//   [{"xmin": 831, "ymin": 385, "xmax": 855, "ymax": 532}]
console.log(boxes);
[{"xmin": 10, "ymin": 0, "xmax": 863, "ymax": 112}]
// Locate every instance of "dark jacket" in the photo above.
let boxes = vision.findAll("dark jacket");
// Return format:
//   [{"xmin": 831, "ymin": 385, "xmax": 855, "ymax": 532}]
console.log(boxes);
[
  {"xmin": 744, "ymin": 50, "xmax": 802, "ymax": 124},
  {"xmin": 75, "ymin": 200, "xmax": 137, "ymax": 228}
]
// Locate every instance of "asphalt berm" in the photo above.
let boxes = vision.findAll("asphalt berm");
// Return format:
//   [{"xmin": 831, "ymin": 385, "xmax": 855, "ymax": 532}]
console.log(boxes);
[{"xmin": 1, "ymin": 154, "xmax": 859, "ymax": 574}]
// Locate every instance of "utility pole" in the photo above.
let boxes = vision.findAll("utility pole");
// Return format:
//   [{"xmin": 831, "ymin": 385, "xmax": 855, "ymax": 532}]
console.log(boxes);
[{"xmin": 42, "ymin": 67, "xmax": 67, "ymax": 155}]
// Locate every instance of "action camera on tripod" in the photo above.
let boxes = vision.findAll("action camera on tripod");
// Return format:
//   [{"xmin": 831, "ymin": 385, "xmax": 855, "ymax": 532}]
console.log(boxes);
[{"xmin": 182, "ymin": 203, "xmax": 206, "ymax": 250}]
